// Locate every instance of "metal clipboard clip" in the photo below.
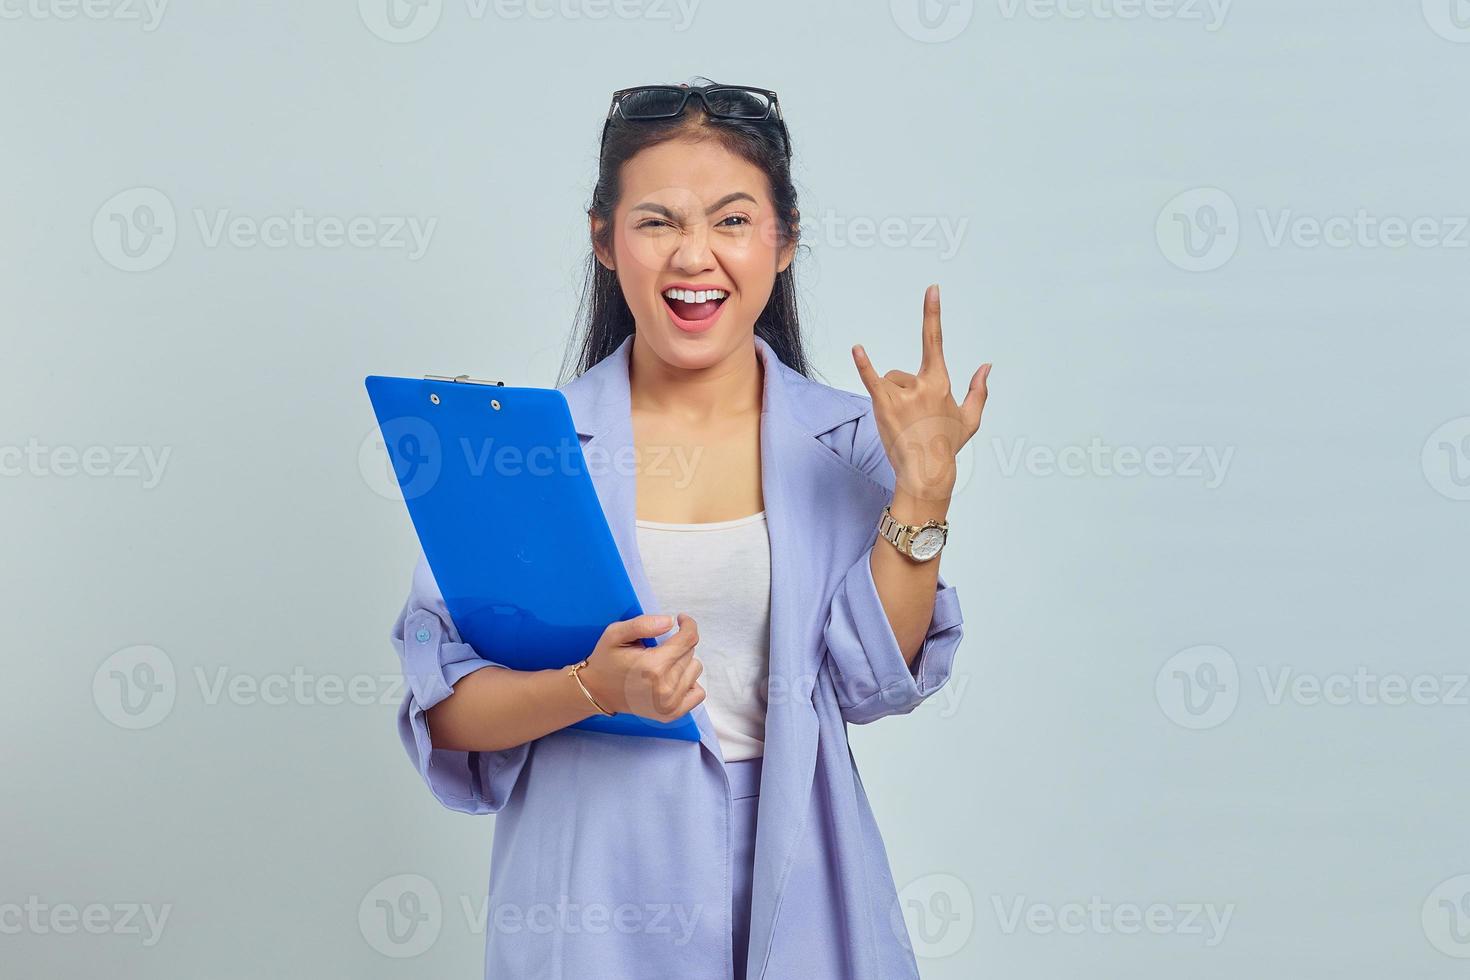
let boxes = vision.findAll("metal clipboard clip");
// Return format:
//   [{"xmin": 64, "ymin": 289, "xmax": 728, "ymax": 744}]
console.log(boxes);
[{"xmin": 423, "ymin": 374, "xmax": 506, "ymax": 386}]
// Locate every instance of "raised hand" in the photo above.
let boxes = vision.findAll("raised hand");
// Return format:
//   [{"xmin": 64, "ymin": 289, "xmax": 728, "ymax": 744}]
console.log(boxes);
[{"xmin": 852, "ymin": 283, "xmax": 990, "ymax": 501}]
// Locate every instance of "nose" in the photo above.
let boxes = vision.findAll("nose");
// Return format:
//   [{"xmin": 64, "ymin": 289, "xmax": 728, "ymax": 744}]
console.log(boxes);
[{"xmin": 670, "ymin": 225, "xmax": 716, "ymax": 275}]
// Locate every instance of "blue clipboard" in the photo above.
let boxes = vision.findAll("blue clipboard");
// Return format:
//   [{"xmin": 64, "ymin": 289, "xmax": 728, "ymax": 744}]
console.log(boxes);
[{"xmin": 365, "ymin": 372, "xmax": 700, "ymax": 743}]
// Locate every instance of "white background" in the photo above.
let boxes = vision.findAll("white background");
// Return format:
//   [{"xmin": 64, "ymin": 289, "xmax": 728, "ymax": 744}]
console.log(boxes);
[{"xmin": 2, "ymin": 1, "xmax": 1468, "ymax": 976}]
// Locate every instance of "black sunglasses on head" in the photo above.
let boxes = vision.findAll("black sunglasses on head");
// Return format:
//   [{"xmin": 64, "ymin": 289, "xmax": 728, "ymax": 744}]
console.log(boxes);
[{"xmin": 600, "ymin": 83, "xmax": 792, "ymax": 161}]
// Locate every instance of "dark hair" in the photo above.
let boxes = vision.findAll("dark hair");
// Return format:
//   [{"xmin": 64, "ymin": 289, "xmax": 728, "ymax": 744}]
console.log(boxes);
[{"xmin": 557, "ymin": 76, "xmax": 813, "ymax": 384}]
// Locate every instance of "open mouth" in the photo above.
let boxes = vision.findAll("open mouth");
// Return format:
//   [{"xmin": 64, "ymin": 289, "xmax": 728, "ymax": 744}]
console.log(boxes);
[{"xmin": 661, "ymin": 287, "xmax": 728, "ymax": 325}]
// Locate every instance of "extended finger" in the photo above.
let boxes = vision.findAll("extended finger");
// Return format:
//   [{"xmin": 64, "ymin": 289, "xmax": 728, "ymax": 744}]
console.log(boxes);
[
  {"xmin": 919, "ymin": 283, "xmax": 948, "ymax": 382},
  {"xmin": 851, "ymin": 344, "xmax": 884, "ymax": 399},
  {"xmin": 959, "ymin": 362, "xmax": 991, "ymax": 434}
]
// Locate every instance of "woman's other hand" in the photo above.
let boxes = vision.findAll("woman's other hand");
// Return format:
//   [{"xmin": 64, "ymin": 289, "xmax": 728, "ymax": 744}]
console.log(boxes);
[{"xmin": 580, "ymin": 613, "xmax": 706, "ymax": 722}]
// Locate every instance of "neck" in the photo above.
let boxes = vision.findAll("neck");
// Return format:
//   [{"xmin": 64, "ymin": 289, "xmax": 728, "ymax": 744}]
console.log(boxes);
[{"xmin": 627, "ymin": 335, "xmax": 764, "ymax": 424}]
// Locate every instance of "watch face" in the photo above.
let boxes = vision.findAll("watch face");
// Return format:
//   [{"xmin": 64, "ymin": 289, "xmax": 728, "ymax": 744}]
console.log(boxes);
[{"xmin": 910, "ymin": 526, "xmax": 945, "ymax": 561}]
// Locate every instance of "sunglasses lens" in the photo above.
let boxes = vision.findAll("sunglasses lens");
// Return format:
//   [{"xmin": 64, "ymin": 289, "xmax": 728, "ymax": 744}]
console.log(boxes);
[
  {"xmin": 618, "ymin": 87, "xmax": 687, "ymax": 120},
  {"xmin": 703, "ymin": 87, "xmax": 773, "ymax": 119}
]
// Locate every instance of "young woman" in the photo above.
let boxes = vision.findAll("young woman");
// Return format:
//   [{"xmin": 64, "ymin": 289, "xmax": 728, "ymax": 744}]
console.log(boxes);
[{"xmin": 390, "ymin": 78, "xmax": 990, "ymax": 980}]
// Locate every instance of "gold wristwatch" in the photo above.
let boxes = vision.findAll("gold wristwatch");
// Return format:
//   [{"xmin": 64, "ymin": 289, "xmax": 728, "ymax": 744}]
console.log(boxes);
[{"xmin": 876, "ymin": 504, "xmax": 949, "ymax": 562}]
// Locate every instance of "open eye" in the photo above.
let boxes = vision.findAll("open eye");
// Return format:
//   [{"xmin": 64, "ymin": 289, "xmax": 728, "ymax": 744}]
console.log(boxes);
[{"xmin": 717, "ymin": 214, "xmax": 751, "ymax": 228}]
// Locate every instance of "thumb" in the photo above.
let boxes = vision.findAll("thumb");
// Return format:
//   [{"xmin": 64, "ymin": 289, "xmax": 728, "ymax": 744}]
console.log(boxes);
[{"xmin": 615, "ymin": 613, "xmax": 675, "ymax": 644}]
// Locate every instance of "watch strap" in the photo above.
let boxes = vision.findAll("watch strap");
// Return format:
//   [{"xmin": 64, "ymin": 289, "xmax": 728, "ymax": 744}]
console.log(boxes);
[{"xmin": 877, "ymin": 504, "xmax": 948, "ymax": 559}]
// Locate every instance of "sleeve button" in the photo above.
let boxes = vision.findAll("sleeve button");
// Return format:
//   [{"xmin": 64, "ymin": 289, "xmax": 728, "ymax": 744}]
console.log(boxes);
[{"xmin": 415, "ymin": 626, "xmax": 432, "ymax": 643}]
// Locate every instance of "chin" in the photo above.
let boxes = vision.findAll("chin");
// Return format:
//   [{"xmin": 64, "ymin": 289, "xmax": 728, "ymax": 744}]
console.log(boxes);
[
  {"xmin": 643, "ymin": 324, "xmax": 735, "ymax": 369},
  {"xmin": 658, "ymin": 336, "xmax": 724, "ymax": 368}
]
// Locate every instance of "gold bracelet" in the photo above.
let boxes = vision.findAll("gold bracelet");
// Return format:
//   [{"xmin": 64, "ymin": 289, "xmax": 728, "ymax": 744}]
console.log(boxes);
[{"xmin": 567, "ymin": 659, "xmax": 616, "ymax": 717}]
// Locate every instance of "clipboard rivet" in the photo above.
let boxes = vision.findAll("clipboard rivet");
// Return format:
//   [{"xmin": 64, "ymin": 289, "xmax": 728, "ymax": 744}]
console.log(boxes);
[
  {"xmin": 491, "ymin": 399, "xmax": 501, "ymax": 411},
  {"xmin": 429, "ymin": 393, "xmax": 440, "ymax": 405}
]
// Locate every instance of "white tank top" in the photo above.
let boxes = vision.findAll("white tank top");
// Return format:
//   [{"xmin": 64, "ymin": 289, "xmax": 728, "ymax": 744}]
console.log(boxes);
[{"xmin": 634, "ymin": 510, "xmax": 771, "ymax": 762}]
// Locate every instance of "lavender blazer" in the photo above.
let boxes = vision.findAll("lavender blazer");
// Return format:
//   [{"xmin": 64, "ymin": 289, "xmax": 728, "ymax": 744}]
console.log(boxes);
[{"xmin": 390, "ymin": 333, "xmax": 967, "ymax": 979}]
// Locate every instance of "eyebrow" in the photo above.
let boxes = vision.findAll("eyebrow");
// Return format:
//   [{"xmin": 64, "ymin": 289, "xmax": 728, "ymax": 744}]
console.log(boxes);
[{"xmin": 631, "ymin": 192, "xmax": 758, "ymax": 220}]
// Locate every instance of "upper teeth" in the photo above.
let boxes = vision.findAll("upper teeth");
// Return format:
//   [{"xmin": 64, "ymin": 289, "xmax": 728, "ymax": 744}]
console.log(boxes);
[{"xmin": 663, "ymin": 288, "xmax": 728, "ymax": 303}]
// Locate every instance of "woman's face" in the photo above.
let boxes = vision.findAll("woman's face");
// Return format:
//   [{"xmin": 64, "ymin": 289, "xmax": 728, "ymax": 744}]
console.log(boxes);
[{"xmin": 593, "ymin": 137, "xmax": 795, "ymax": 371}]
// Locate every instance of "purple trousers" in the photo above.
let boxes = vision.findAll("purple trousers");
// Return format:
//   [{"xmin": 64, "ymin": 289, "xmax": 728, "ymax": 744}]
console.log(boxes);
[{"xmin": 726, "ymin": 756, "xmax": 763, "ymax": 980}]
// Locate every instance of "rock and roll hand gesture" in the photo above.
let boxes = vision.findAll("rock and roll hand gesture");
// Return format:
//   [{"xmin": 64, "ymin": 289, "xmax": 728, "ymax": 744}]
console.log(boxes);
[{"xmin": 852, "ymin": 283, "xmax": 991, "ymax": 504}]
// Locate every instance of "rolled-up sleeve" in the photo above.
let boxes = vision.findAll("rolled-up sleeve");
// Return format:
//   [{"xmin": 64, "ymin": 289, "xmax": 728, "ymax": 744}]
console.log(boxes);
[
  {"xmin": 817, "ymin": 401, "xmax": 967, "ymax": 725},
  {"xmin": 390, "ymin": 551, "xmax": 530, "ymax": 814},
  {"xmin": 823, "ymin": 541, "xmax": 964, "ymax": 724}
]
